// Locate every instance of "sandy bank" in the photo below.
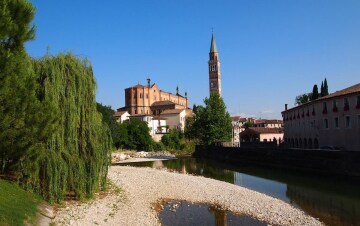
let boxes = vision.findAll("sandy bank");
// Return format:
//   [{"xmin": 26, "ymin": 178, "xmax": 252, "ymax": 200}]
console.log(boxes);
[{"xmin": 53, "ymin": 166, "xmax": 323, "ymax": 226}]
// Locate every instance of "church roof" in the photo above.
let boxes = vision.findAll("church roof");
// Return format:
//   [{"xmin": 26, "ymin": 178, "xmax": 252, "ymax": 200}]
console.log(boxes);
[
  {"xmin": 210, "ymin": 32, "xmax": 218, "ymax": 53},
  {"xmin": 151, "ymin": 101, "xmax": 176, "ymax": 107}
]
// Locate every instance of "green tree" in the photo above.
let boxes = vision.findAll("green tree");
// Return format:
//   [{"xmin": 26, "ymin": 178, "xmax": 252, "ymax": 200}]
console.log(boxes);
[
  {"xmin": 295, "ymin": 93, "xmax": 311, "ymax": 106},
  {"xmin": 190, "ymin": 93, "xmax": 232, "ymax": 145},
  {"xmin": 0, "ymin": 0, "xmax": 52, "ymax": 175},
  {"xmin": 161, "ymin": 129, "xmax": 181, "ymax": 150},
  {"xmin": 96, "ymin": 103, "xmax": 119, "ymax": 147},
  {"xmin": 123, "ymin": 119, "xmax": 153, "ymax": 150},
  {"xmin": 311, "ymin": 84, "xmax": 319, "ymax": 100},
  {"xmin": 320, "ymin": 81, "xmax": 324, "ymax": 97},
  {"xmin": 116, "ymin": 123, "xmax": 129, "ymax": 149},
  {"xmin": 323, "ymin": 78, "xmax": 329, "ymax": 96}
]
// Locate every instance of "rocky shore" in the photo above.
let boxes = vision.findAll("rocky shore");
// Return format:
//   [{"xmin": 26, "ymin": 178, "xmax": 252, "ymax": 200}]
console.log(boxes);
[
  {"xmin": 111, "ymin": 151, "xmax": 176, "ymax": 163},
  {"xmin": 53, "ymin": 166, "xmax": 323, "ymax": 226}
]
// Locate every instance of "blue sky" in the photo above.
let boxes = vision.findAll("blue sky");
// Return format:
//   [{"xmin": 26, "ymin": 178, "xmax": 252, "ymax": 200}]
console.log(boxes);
[{"xmin": 26, "ymin": 0, "xmax": 360, "ymax": 119}]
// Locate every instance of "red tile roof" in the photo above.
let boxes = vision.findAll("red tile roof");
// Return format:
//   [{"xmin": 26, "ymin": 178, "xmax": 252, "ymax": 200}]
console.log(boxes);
[
  {"xmin": 114, "ymin": 111, "xmax": 128, "ymax": 117},
  {"xmin": 160, "ymin": 109, "xmax": 185, "ymax": 115},
  {"xmin": 151, "ymin": 101, "xmax": 176, "ymax": 106},
  {"xmin": 318, "ymin": 83, "xmax": 360, "ymax": 100},
  {"xmin": 283, "ymin": 83, "xmax": 360, "ymax": 113}
]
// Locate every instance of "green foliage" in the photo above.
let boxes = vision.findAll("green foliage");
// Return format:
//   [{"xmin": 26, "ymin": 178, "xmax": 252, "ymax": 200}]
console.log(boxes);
[
  {"xmin": 323, "ymin": 78, "xmax": 329, "ymax": 96},
  {"xmin": 311, "ymin": 84, "xmax": 319, "ymax": 100},
  {"xmin": 295, "ymin": 79, "xmax": 329, "ymax": 104},
  {"xmin": 28, "ymin": 53, "xmax": 112, "ymax": 202},
  {"xmin": 0, "ymin": 0, "xmax": 51, "ymax": 176},
  {"xmin": 121, "ymin": 119, "xmax": 153, "ymax": 151},
  {"xmin": 96, "ymin": 103, "xmax": 118, "ymax": 147},
  {"xmin": 187, "ymin": 93, "xmax": 232, "ymax": 145},
  {"xmin": 161, "ymin": 129, "xmax": 181, "ymax": 150},
  {"xmin": 0, "ymin": 0, "xmax": 112, "ymax": 203},
  {"xmin": 116, "ymin": 123, "xmax": 129, "ymax": 149},
  {"xmin": 295, "ymin": 93, "xmax": 311, "ymax": 106},
  {"xmin": 0, "ymin": 179, "xmax": 41, "ymax": 226},
  {"xmin": 0, "ymin": 0, "xmax": 36, "ymax": 51}
]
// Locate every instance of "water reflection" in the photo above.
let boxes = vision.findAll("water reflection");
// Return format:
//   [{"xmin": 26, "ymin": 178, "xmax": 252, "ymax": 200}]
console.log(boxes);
[
  {"xmin": 158, "ymin": 200, "xmax": 266, "ymax": 226},
  {"xmin": 119, "ymin": 157, "xmax": 360, "ymax": 226}
]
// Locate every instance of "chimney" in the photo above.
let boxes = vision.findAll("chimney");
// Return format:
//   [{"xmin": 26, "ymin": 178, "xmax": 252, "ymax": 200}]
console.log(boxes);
[
  {"xmin": 285, "ymin": 104, "xmax": 288, "ymax": 111},
  {"xmin": 147, "ymin": 78, "xmax": 150, "ymax": 87}
]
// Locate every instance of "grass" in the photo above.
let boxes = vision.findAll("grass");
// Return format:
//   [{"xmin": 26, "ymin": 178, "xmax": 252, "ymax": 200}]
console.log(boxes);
[{"xmin": 0, "ymin": 179, "xmax": 41, "ymax": 226}]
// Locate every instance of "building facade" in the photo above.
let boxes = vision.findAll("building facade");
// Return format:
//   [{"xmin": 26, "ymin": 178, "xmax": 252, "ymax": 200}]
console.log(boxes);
[
  {"xmin": 254, "ymin": 119, "xmax": 283, "ymax": 128},
  {"xmin": 231, "ymin": 116, "xmax": 247, "ymax": 145},
  {"xmin": 240, "ymin": 127, "xmax": 284, "ymax": 144},
  {"xmin": 160, "ymin": 109, "xmax": 191, "ymax": 132},
  {"xmin": 114, "ymin": 111, "xmax": 130, "ymax": 123},
  {"xmin": 282, "ymin": 83, "xmax": 360, "ymax": 151},
  {"xmin": 209, "ymin": 33, "xmax": 222, "ymax": 96},
  {"xmin": 118, "ymin": 79, "xmax": 188, "ymax": 116}
]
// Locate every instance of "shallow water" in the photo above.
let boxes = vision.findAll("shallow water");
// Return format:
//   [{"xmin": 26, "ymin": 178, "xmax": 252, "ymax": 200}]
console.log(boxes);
[
  {"xmin": 119, "ymin": 157, "xmax": 360, "ymax": 226},
  {"xmin": 158, "ymin": 200, "xmax": 267, "ymax": 226}
]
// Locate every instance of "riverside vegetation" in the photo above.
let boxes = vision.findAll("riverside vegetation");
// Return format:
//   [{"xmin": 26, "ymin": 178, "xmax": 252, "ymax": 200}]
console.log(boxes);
[
  {"xmin": 0, "ymin": 0, "xmax": 232, "ymax": 224},
  {"xmin": 1, "ymin": 1, "xmax": 111, "ymax": 224}
]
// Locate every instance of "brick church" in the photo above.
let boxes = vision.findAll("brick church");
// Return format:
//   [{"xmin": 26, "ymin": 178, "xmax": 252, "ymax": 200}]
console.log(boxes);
[{"xmin": 117, "ymin": 32, "xmax": 221, "ymax": 116}]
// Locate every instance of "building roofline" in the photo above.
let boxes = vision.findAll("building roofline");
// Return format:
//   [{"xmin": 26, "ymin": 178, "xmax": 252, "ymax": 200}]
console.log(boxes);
[{"xmin": 282, "ymin": 83, "xmax": 360, "ymax": 114}]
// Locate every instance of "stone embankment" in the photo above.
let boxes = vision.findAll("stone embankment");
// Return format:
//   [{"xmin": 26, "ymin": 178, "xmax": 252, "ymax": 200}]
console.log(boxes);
[{"xmin": 53, "ymin": 166, "xmax": 323, "ymax": 226}]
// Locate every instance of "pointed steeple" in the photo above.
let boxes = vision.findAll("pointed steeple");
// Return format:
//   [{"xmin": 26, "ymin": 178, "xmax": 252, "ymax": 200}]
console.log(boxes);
[{"xmin": 210, "ymin": 32, "xmax": 218, "ymax": 53}]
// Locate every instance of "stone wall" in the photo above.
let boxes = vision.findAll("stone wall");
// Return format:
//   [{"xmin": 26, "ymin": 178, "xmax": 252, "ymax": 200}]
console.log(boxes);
[{"xmin": 194, "ymin": 146, "xmax": 360, "ymax": 177}]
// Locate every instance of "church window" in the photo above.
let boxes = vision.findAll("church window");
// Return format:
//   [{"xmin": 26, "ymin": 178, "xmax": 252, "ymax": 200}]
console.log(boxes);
[{"xmin": 146, "ymin": 94, "xmax": 148, "ymax": 99}]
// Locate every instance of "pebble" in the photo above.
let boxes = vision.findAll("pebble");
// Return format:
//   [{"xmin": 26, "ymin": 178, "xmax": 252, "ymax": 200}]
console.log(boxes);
[{"xmin": 53, "ymin": 166, "xmax": 324, "ymax": 226}]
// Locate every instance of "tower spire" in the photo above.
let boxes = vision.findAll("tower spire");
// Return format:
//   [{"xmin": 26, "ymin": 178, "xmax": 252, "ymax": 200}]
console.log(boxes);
[
  {"xmin": 208, "ymin": 32, "xmax": 221, "ymax": 96},
  {"xmin": 210, "ymin": 32, "xmax": 218, "ymax": 53}
]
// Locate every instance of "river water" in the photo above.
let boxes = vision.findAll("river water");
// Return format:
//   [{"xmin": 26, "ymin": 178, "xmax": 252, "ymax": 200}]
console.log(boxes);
[{"xmin": 119, "ymin": 157, "xmax": 360, "ymax": 226}]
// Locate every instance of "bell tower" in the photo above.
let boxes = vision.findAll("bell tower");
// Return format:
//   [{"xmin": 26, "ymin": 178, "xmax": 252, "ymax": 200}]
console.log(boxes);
[{"xmin": 208, "ymin": 32, "xmax": 221, "ymax": 96}]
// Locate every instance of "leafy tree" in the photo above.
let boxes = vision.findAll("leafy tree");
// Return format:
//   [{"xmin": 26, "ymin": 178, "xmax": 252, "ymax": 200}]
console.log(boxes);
[
  {"xmin": 0, "ymin": 0, "xmax": 52, "ymax": 175},
  {"xmin": 295, "ymin": 93, "xmax": 311, "ymax": 106},
  {"xmin": 311, "ymin": 84, "xmax": 319, "ymax": 100},
  {"xmin": 123, "ymin": 119, "xmax": 153, "ymax": 151},
  {"xmin": 323, "ymin": 78, "xmax": 329, "ymax": 96},
  {"xmin": 96, "ymin": 103, "xmax": 119, "ymax": 147},
  {"xmin": 161, "ymin": 129, "xmax": 181, "ymax": 150},
  {"xmin": 189, "ymin": 93, "xmax": 232, "ymax": 145},
  {"xmin": 116, "ymin": 123, "xmax": 128, "ymax": 149},
  {"xmin": 32, "ymin": 53, "xmax": 112, "ymax": 202},
  {"xmin": 320, "ymin": 81, "xmax": 324, "ymax": 97}
]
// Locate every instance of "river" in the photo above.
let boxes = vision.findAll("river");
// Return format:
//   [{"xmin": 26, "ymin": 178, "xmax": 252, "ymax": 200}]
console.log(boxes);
[{"xmin": 119, "ymin": 157, "xmax": 360, "ymax": 226}]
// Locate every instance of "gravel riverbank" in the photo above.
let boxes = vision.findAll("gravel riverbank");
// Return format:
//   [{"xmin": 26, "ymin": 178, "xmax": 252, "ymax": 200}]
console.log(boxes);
[{"xmin": 53, "ymin": 166, "xmax": 323, "ymax": 226}]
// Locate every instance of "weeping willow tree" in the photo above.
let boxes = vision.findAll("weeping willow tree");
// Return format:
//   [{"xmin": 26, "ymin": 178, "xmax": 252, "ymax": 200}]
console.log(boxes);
[{"xmin": 24, "ymin": 53, "xmax": 113, "ymax": 202}]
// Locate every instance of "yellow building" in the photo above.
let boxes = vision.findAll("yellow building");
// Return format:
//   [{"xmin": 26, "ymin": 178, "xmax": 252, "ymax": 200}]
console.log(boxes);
[{"xmin": 117, "ymin": 79, "xmax": 189, "ymax": 116}]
